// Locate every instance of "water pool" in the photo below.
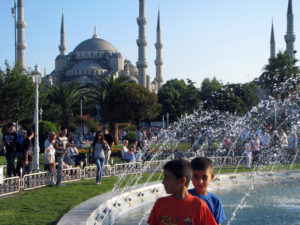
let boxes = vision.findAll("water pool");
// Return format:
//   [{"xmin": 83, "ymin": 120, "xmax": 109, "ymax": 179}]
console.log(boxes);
[{"xmin": 114, "ymin": 181, "xmax": 300, "ymax": 225}]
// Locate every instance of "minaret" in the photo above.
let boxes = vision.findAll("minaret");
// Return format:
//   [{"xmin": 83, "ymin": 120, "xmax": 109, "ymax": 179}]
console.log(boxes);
[
  {"xmin": 155, "ymin": 9, "xmax": 163, "ymax": 91},
  {"xmin": 58, "ymin": 11, "xmax": 66, "ymax": 55},
  {"xmin": 136, "ymin": 0, "xmax": 148, "ymax": 87},
  {"xmin": 270, "ymin": 20, "xmax": 276, "ymax": 61},
  {"xmin": 284, "ymin": 0, "xmax": 296, "ymax": 59},
  {"xmin": 16, "ymin": 0, "xmax": 27, "ymax": 70}
]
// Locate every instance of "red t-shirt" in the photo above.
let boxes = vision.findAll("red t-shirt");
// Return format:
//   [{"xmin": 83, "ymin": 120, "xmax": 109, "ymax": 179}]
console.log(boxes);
[{"xmin": 148, "ymin": 193, "xmax": 217, "ymax": 225}]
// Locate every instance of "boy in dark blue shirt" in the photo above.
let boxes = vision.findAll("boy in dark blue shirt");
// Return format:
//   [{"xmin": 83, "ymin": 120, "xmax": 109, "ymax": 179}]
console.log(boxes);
[{"xmin": 189, "ymin": 157, "xmax": 226, "ymax": 225}]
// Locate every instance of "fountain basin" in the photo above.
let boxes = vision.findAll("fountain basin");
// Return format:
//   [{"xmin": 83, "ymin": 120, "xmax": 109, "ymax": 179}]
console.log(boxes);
[{"xmin": 57, "ymin": 169, "xmax": 300, "ymax": 225}]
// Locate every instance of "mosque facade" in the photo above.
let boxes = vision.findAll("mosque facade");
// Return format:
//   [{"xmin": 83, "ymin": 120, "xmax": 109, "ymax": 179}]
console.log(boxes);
[{"xmin": 45, "ymin": 0, "xmax": 163, "ymax": 92}]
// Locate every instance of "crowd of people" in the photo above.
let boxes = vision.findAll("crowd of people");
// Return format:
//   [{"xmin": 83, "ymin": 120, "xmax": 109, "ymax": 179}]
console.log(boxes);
[
  {"xmin": 0, "ymin": 122, "xmax": 34, "ymax": 177},
  {"xmin": 190, "ymin": 124, "xmax": 299, "ymax": 169}
]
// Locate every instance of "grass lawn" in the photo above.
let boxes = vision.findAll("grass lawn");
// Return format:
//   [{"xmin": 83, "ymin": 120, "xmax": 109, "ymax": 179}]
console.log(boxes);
[
  {"xmin": 0, "ymin": 164, "xmax": 299, "ymax": 225},
  {"xmin": 0, "ymin": 173, "xmax": 162, "ymax": 225}
]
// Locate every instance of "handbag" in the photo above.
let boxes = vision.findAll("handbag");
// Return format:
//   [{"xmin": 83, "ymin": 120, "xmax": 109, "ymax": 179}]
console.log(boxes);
[{"xmin": 43, "ymin": 145, "xmax": 55, "ymax": 164}]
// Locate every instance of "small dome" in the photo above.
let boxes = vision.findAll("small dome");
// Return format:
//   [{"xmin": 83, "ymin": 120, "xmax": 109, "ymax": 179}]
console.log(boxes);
[
  {"xmin": 71, "ymin": 61, "xmax": 103, "ymax": 70},
  {"xmin": 73, "ymin": 37, "xmax": 117, "ymax": 52},
  {"xmin": 120, "ymin": 74, "xmax": 138, "ymax": 83},
  {"xmin": 55, "ymin": 55, "xmax": 68, "ymax": 61}
]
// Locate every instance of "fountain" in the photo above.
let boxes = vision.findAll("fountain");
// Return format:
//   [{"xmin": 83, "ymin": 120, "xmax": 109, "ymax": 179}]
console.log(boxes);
[{"xmin": 58, "ymin": 85, "xmax": 299, "ymax": 225}]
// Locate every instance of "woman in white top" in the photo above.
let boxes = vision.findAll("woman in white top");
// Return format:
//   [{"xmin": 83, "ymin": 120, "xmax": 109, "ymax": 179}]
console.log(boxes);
[
  {"xmin": 44, "ymin": 132, "xmax": 57, "ymax": 184},
  {"xmin": 121, "ymin": 140, "xmax": 135, "ymax": 162}
]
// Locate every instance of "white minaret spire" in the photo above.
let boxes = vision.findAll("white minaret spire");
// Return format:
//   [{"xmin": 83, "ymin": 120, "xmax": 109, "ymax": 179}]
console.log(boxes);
[
  {"xmin": 59, "ymin": 10, "xmax": 66, "ymax": 55},
  {"xmin": 16, "ymin": 0, "xmax": 26, "ymax": 70},
  {"xmin": 155, "ymin": 9, "xmax": 163, "ymax": 90},
  {"xmin": 270, "ymin": 19, "xmax": 276, "ymax": 61},
  {"xmin": 285, "ymin": 0, "xmax": 296, "ymax": 59},
  {"xmin": 136, "ymin": 0, "xmax": 148, "ymax": 87}
]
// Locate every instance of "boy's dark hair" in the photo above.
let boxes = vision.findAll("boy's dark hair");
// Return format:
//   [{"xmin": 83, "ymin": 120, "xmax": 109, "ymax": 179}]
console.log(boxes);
[
  {"xmin": 163, "ymin": 159, "xmax": 192, "ymax": 187},
  {"xmin": 61, "ymin": 126, "xmax": 67, "ymax": 131},
  {"xmin": 191, "ymin": 157, "xmax": 213, "ymax": 173},
  {"xmin": 26, "ymin": 129, "xmax": 34, "ymax": 137}
]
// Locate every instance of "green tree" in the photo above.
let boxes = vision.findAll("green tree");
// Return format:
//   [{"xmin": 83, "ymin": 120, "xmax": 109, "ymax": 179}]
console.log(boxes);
[
  {"xmin": 0, "ymin": 62, "xmax": 35, "ymax": 126},
  {"xmin": 39, "ymin": 121, "xmax": 59, "ymax": 152},
  {"xmin": 200, "ymin": 77, "xmax": 222, "ymax": 110},
  {"xmin": 158, "ymin": 79, "xmax": 201, "ymax": 122},
  {"xmin": 106, "ymin": 82, "xmax": 161, "ymax": 126},
  {"xmin": 47, "ymin": 81, "xmax": 86, "ymax": 128},
  {"xmin": 259, "ymin": 51, "xmax": 300, "ymax": 98},
  {"xmin": 88, "ymin": 74, "xmax": 131, "ymax": 123}
]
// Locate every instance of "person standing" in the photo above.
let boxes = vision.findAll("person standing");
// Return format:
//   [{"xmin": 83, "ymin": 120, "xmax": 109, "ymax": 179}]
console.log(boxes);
[
  {"xmin": 44, "ymin": 132, "xmax": 57, "ymax": 185},
  {"xmin": 103, "ymin": 128, "xmax": 114, "ymax": 165},
  {"xmin": 92, "ymin": 131, "xmax": 105, "ymax": 184},
  {"xmin": 54, "ymin": 126, "xmax": 69, "ymax": 187},
  {"xmin": 244, "ymin": 138, "xmax": 252, "ymax": 169},
  {"xmin": 22, "ymin": 129, "xmax": 34, "ymax": 175},
  {"xmin": 0, "ymin": 123, "xmax": 17, "ymax": 177},
  {"xmin": 16, "ymin": 130, "xmax": 26, "ymax": 177}
]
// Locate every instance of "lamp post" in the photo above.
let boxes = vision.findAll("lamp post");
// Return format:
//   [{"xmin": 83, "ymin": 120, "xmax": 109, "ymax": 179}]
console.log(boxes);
[
  {"xmin": 166, "ymin": 112, "xmax": 169, "ymax": 127},
  {"xmin": 269, "ymin": 96, "xmax": 277, "ymax": 127},
  {"xmin": 32, "ymin": 64, "xmax": 41, "ymax": 172},
  {"xmin": 39, "ymin": 108, "xmax": 43, "ymax": 121}
]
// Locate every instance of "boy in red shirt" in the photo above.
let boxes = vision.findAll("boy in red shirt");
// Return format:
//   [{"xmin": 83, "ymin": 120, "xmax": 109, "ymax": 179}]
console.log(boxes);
[{"xmin": 148, "ymin": 159, "xmax": 217, "ymax": 225}]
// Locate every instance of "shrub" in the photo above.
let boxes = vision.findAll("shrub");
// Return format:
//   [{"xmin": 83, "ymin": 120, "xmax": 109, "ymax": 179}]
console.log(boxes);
[
  {"xmin": 122, "ymin": 131, "xmax": 136, "ymax": 145},
  {"xmin": 128, "ymin": 125, "xmax": 137, "ymax": 131},
  {"xmin": 39, "ymin": 121, "xmax": 58, "ymax": 153}
]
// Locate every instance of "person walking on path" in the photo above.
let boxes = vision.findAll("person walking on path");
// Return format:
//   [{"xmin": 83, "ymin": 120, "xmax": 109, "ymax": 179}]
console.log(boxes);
[{"xmin": 92, "ymin": 131, "xmax": 105, "ymax": 184}]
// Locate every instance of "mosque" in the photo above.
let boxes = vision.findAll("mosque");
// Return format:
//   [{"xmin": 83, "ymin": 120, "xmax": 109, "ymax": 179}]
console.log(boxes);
[
  {"xmin": 14, "ymin": 0, "xmax": 296, "ymax": 91},
  {"xmin": 14, "ymin": 0, "xmax": 163, "ymax": 92}
]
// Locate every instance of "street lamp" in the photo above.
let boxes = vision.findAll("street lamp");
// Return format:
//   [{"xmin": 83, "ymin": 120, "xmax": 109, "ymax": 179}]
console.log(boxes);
[
  {"xmin": 166, "ymin": 112, "xmax": 169, "ymax": 127},
  {"xmin": 269, "ymin": 96, "xmax": 277, "ymax": 127},
  {"xmin": 32, "ymin": 64, "xmax": 41, "ymax": 172},
  {"xmin": 39, "ymin": 108, "xmax": 43, "ymax": 121}
]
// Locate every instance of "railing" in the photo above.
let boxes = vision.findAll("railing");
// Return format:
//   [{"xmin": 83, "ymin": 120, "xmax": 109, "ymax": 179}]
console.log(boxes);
[
  {"xmin": 209, "ymin": 156, "xmax": 233, "ymax": 166},
  {"xmin": 0, "ymin": 156, "xmax": 246, "ymax": 197},
  {"xmin": 84, "ymin": 165, "xmax": 111, "ymax": 179},
  {"xmin": 0, "ymin": 176, "xmax": 21, "ymax": 197}
]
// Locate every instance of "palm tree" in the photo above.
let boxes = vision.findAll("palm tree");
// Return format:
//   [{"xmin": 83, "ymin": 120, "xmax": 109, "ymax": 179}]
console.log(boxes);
[
  {"xmin": 259, "ymin": 51, "xmax": 299, "ymax": 98},
  {"xmin": 47, "ymin": 81, "xmax": 86, "ymax": 128},
  {"xmin": 88, "ymin": 74, "xmax": 131, "ymax": 121},
  {"xmin": 88, "ymin": 74, "xmax": 132, "ymax": 143}
]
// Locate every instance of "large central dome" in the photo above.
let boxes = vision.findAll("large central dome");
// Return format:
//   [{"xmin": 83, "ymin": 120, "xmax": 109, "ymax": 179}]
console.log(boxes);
[{"xmin": 73, "ymin": 37, "xmax": 117, "ymax": 53}]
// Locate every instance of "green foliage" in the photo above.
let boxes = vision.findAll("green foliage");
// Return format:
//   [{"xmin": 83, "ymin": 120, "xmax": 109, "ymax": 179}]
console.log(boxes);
[
  {"xmin": 158, "ymin": 79, "xmax": 201, "ymax": 122},
  {"xmin": 200, "ymin": 77, "xmax": 222, "ymax": 110},
  {"xmin": 88, "ymin": 74, "xmax": 132, "ymax": 127},
  {"xmin": 39, "ymin": 121, "xmax": 59, "ymax": 152},
  {"xmin": 47, "ymin": 81, "xmax": 86, "ymax": 128},
  {"xmin": 128, "ymin": 124, "xmax": 137, "ymax": 131},
  {"xmin": 105, "ymin": 82, "xmax": 161, "ymax": 126},
  {"xmin": 122, "ymin": 131, "xmax": 137, "ymax": 145},
  {"xmin": 0, "ymin": 62, "xmax": 35, "ymax": 126},
  {"xmin": 200, "ymin": 78, "xmax": 258, "ymax": 116},
  {"xmin": 259, "ymin": 51, "xmax": 300, "ymax": 98},
  {"xmin": 75, "ymin": 115, "xmax": 101, "ymax": 133}
]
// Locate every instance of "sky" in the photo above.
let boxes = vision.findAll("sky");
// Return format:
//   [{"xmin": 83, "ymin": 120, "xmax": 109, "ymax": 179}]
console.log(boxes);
[{"xmin": 0, "ymin": 0, "xmax": 299, "ymax": 87}]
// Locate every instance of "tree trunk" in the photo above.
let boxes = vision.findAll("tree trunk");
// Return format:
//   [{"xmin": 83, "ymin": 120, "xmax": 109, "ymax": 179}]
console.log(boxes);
[{"xmin": 114, "ymin": 123, "xmax": 119, "ymax": 145}]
